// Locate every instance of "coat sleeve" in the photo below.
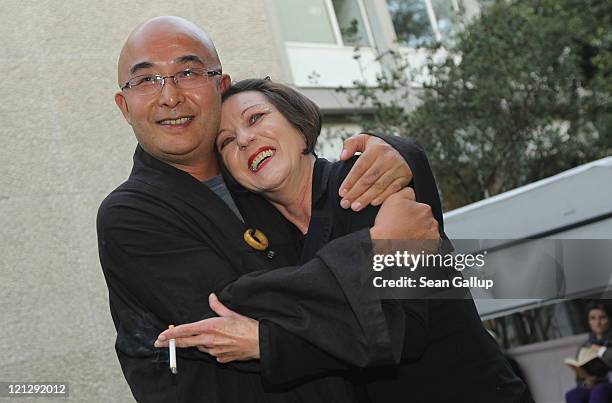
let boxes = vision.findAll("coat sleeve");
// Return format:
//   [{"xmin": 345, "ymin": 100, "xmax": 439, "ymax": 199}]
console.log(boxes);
[
  {"xmin": 257, "ymin": 300, "xmax": 407, "ymax": 390},
  {"xmin": 354, "ymin": 135, "xmax": 441, "ymax": 359},
  {"xmin": 363, "ymin": 132, "xmax": 447, "ymax": 238},
  {"xmin": 219, "ymin": 228, "xmax": 400, "ymax": 370}
]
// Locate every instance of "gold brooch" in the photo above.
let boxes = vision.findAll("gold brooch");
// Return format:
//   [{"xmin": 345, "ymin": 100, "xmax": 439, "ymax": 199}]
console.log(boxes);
[{"xmin": 243, "ymin": 228, "xmax": 269, "ymax": 251}]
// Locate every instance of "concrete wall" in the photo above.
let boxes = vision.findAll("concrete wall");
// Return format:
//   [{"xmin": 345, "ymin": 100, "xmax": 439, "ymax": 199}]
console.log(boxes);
[
  {"xmin": 0, "ymin": 2, "xmax": 281, "ymax": 401},
  {"xmin": 508, "ymin": 333, "xmax": 587, "ymax": 403}
]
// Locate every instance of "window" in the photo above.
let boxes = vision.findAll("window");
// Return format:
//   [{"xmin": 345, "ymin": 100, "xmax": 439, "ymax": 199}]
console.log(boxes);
[
  {"xmin": 332, "ymin": 0, "xmax": 371, "ymax": 46},
  {"xmin": 274, "ymin": 0, "xmax": 337, "ymax": 43},
  {"xmin": 386, "ymin": 0, "xmax": 480, "ymax": 47},
  {"xmin": 387, "ymin": 0, "xmax": 435, "ymax": 47},
  {"xmin": 273, "ymin": 0, "xmax": 373, "ymax": 47},
  {"xmin": 272, "ymin": 0, "xmax": 381, "ymax": 87}
]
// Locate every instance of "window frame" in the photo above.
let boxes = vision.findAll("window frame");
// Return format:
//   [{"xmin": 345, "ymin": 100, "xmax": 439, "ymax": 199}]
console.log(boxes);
[{"xmin": 281, "ymin": 0, "xmax": 377, "ymax": 48}]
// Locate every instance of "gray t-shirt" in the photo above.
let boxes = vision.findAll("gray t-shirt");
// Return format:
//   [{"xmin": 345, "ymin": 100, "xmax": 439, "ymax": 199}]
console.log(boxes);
[{"xmin": 202, "ymin": 175, "xmax": 244, "ymax": 222}]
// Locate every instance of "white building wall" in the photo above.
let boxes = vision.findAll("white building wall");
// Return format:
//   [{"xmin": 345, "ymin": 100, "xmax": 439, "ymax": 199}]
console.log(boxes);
[{"xmin": 0, "ymin": 2, "xmax": 281, "ymax": 401}]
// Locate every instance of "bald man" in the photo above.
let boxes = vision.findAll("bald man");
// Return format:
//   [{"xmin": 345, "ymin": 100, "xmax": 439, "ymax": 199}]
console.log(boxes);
[
  {"xmin": 98, "ymin": 16, "xmax": 443, "ymax": 402},
  {"xmin": 114, "ymin": 17, "xmax": 227, "ymax": 180}
]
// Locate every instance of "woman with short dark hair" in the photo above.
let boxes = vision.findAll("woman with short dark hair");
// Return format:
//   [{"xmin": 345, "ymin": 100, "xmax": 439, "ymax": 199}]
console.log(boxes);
[{"xmin": 211, "ymin": 77, "xmax": 532, "ymax": 402}]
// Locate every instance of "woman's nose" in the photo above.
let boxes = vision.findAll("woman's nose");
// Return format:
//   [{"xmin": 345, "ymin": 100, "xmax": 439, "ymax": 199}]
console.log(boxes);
[{"xmin": 236, "ymin": 130, "xmax": 255, "ymax": 149}]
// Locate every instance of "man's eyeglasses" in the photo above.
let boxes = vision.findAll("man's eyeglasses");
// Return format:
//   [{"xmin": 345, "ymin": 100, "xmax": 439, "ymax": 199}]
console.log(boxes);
[{"xmin": 120, "ymin": 68, "xmax": 222, "ymax": 95}]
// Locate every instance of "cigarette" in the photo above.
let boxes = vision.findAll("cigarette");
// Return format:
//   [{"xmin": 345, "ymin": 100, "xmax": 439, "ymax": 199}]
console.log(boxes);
[{"xmin": 169, "ymin": 325, "xmax": 177, "ymax": 374}]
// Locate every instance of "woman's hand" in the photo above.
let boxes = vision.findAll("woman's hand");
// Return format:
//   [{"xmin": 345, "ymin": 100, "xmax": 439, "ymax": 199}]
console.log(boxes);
[
  {"xmin": 338, "ymin": 134, "xmax": 412, "ymax": 211},
  {"xmin": 370, "ymin": 188, "xmax": 439, "ymax": 240},
  {"xmin": 155, "ymin": 293, "xmax": 260, "ymax": 363},
  {"xmin": 591, "ymin": 344, "xmax": 603, "ymax": 352},
  {"xmin": 369, "ymin": 188, "xmax": 440, "ymax": 253}
]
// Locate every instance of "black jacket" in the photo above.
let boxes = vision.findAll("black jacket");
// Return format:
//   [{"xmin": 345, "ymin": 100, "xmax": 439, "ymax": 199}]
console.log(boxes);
[{"xmin": 98, "ymin": 138, "xmax": 413, "ymax": 402}]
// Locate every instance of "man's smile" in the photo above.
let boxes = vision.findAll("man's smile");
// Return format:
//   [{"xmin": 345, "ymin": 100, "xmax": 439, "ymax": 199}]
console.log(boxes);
[{"xmin": 156, "ymin": 116, "xmax": 194, "ymax": 126}]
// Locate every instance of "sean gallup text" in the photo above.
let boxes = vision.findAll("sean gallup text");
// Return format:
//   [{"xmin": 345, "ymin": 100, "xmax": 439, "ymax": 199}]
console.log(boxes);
[{"xmin": 373, "ymin": 276, "xmax": 494, "ymax": 290}]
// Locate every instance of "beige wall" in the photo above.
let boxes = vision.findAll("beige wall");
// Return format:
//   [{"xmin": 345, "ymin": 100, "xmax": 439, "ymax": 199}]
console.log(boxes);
[{"xmin": 0, "ymin": 2, "xmax": 282, "ymax": 401}]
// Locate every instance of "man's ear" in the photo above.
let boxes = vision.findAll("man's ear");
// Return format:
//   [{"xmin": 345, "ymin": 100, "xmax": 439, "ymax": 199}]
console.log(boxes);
[
  {"xmin": 219, "ymin": 73, "xmax": 232, "ymax": 94},
  {"xmin": 114, "ymin": 92, "xmax": 132, "ymax": 125}
]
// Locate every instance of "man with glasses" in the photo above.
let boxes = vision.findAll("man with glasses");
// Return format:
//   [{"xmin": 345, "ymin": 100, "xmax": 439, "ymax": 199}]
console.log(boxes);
[{"xmin": 99, "ymin": 16, "xmax": 447, "ymax": 402}]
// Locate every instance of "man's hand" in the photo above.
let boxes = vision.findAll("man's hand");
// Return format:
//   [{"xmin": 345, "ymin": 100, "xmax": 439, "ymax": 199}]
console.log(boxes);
[
  {"xmin": 370, "ymin": 188, "xmax": 439, "ymax": 242},
  {"xmin": 154, "ymin": 293, "xmax": 260, "ymax": 363},
  {"xmin": 339, "ymin": 134, "xmax": 412, "ymax": 211}
]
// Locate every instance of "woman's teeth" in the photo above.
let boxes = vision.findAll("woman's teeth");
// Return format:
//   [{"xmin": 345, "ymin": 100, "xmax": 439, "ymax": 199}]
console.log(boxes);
[{"xmin": 250, "ymin": 149, "xmax": 274, "ymax": 171}]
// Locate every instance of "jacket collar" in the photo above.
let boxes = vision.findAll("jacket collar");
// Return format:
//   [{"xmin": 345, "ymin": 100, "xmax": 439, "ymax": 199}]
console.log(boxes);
[
  {"xmin": 311, "ymin": 158, "xmax": 332, "ymax": 206},
  {"xmin": 299, "ymin": 158, "xmax": 334, "ymax": 264},
  {"xmin": 129, "ymin": 145, "xmax": 256, "ymax": 260}
]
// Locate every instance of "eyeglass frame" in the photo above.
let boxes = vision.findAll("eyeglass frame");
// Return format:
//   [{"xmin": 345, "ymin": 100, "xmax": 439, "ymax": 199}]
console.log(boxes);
[{"xmin": 120, "ymin": 68, "xmax": 223, "ymax": 93}]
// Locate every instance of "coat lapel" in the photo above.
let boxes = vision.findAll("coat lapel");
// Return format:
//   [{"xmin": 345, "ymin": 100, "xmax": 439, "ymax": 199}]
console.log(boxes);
[{"xmin": 299, "ymin": 159, "xmax": 334, "ymax": 264}]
